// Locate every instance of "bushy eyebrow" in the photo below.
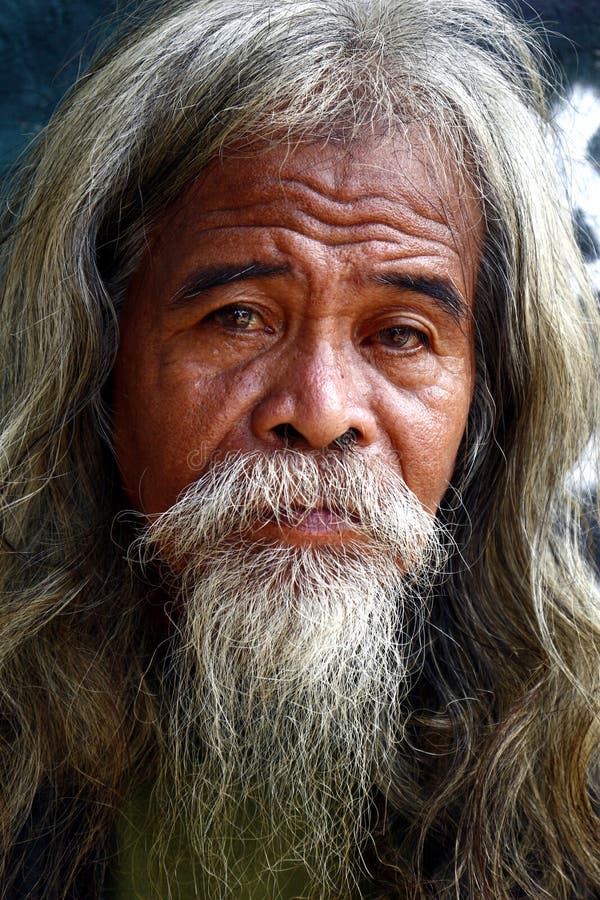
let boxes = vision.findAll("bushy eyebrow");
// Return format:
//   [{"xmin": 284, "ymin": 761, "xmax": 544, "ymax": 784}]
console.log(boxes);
[
  {"xmin": 168, "ymin": 262, "xmax": 470, "ymax": 325},
  {"xmin": 372, "ymin": 273, "xmax": 470, "ymax": 324},
  {"xmin": 169, "ymin": 262, "xmax": 290, "ymax": 307}
]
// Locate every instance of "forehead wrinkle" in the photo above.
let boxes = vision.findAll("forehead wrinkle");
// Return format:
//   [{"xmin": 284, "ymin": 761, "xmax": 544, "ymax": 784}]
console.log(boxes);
[
  {"xmin": 293, "ymin": 205, "xmax": 456, "ymax": 245},
  {"xmin": 162, "ymin": 170, "xmax": 462, "ymax": 250},
  {"xmin": 171, "ymin": 221, "xmax": 460, "ymax": 257},
  {"xmin": 276, "ymin": 176, "xmax": 451, "ymax": 229},
  {"xmin": 179, "ymin": 191, "xmax": 453, "ymax": 230},
  {"xmin": 170, "ymin": 197, "xmax": 458, "ymax": 249},
  {"xmin": 174, "ymin": 173, "xmax": 454, "ymax": 229},
  {"xmin": 276, "ymin": 177, "xmax": 399, "ymax": 208}
]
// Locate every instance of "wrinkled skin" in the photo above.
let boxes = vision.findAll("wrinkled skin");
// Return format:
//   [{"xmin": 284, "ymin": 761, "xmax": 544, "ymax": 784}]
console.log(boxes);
[{"xmin": 112, "ymin": 135, "xmax": 481, "ymax": 543}]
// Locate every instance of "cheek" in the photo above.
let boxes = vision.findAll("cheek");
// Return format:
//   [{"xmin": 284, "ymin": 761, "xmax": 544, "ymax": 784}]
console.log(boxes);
[
  {"xmin": 385, "ymin": 384, "xmax": 472, "ymax": 513},
  {"xmin": 113, "ymin": 363, "xmax": 260, "ymax": 515}
]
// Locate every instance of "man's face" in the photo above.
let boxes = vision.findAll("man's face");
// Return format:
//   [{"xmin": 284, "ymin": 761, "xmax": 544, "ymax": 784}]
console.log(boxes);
[{"xmin": 112, "ymin": 135, "xmax": 480, "ymax": 528}]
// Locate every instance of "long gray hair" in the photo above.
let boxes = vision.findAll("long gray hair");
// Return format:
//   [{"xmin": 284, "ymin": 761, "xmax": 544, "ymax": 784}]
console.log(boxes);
[{"xmin": 0, "ymin": 0, "xmax": 599, "ymax": 896}]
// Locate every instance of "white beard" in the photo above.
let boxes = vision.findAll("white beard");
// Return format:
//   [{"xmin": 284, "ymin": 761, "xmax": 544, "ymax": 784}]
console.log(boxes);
[{"xmin": 134, "ymin": 450, "xmax": 449, "ymax": 897}]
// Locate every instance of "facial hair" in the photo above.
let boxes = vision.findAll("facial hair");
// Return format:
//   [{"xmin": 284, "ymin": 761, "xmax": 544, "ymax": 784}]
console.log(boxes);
[{"xmin": 133, "ymin": 450, "xmax": 450, "ymax": 898}]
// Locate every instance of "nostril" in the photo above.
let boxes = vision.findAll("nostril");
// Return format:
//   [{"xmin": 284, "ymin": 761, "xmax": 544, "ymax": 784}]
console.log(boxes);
[
  {"xmin": 273, "ymin": 423, "xmax": 361, "ymax": 450},
  {"xmin": 273, "ymin": 423, "xmax": 304, "ymax": 444},
  {"xmin": 332, "ymin": 428, "xmax": 360, "ymax": 449}
]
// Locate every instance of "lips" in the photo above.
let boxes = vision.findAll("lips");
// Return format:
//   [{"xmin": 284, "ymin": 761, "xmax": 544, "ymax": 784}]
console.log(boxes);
[
  {"xmin": 250, "ymin": 505, "xmax": 363, "ymax": 546},
  {"xmin": 276, "ymin": 506, "xmax": 350, "ymax": 533}
]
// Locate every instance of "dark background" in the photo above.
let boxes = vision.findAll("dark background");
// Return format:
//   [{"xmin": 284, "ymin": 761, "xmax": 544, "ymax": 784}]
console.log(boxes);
[{"xmin": 0, "ymin": 0, "xmax": 118, "ymax": 169}]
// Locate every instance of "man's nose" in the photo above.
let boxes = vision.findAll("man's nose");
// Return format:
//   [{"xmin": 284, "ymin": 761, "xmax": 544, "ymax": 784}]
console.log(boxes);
[{"xmin": 251, "ymin": 339, "xmax": 378, "ymax": 450}]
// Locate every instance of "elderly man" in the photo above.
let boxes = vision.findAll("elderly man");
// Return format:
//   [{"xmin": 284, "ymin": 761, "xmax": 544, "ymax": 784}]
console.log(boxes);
[{"xmin": 1, "ymin": 0, "xmax": 599, "ymax": 897}]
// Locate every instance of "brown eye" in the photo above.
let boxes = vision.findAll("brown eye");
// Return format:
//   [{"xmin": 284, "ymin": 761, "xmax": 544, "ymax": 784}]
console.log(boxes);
[
  {"xmin": 212, "ymin": 305, "xmax": 262, "ymax": 330},
  {"xmin": 376, "ymin": 326, "xmax": 428, "ymax": 350}
]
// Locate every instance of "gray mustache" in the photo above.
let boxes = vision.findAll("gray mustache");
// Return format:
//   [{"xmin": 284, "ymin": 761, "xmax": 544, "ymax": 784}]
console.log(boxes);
[{"xmin": 137, "ymin": 449, "xmax": 440, "ymax": 565}]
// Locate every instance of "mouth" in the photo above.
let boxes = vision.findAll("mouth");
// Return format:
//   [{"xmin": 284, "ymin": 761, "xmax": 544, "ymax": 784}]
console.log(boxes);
[{"xmin": 250, "ymin": 505, "xmax": 363, "ymax": 547}]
